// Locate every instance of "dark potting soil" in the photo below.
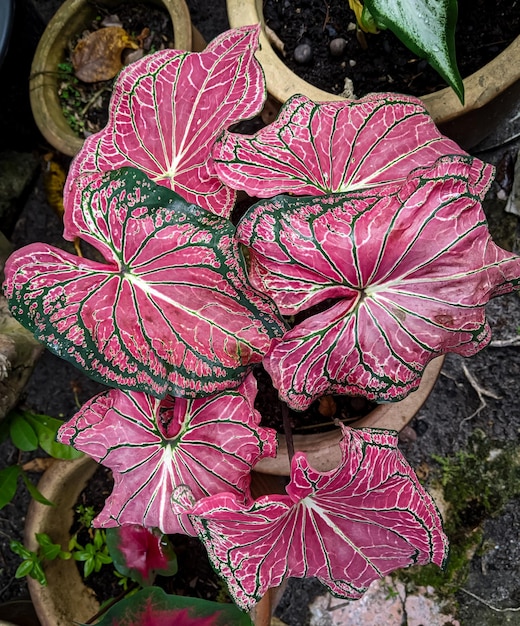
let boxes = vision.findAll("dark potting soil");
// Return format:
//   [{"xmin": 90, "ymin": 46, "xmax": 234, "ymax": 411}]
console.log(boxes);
[
  {"xmin": 263, "ymin": 0, "xmax": 520, "ymax": 97},
  {"xmin": 59, "ymin": 2, "xmax": 175, "ymax": 138},
  {"xmin": 71, "ymin": 465, "xmax": 230, "ymax": 610},
  {"xmin": 253, "ymin": 363, "xmax": 374, "ymax": 435}
]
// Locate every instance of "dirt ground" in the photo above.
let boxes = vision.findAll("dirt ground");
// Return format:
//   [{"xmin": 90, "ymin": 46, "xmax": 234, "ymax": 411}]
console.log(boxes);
[{"xmin": 0, "ymin": 1, "xmax": 519, "ymax": 625}]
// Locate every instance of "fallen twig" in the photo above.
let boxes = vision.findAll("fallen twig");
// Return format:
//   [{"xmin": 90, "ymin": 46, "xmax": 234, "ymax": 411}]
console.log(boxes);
[
  {"xmin": 460, "ymin": 588, "xmax": 520, "ymax": 612},
  {"xmin": 459, "ymin": 363, "xmax": 501, "ymax": 427},
  {"xmin": 488, "ymin": 336, "xmax": 520, "ymax": 347}
]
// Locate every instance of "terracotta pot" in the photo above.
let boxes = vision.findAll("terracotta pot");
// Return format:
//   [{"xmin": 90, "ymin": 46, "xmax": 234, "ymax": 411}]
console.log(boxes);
[
  {"xmin": 25, "ymin": 456, "xmax": 99, "ymax": 626},
  {"xmin": 29, "ymin": 0, "xmax": 193, "ymax": 157},
  {"xmin": 226, "ymin": 0, "xmax": 520, "ymax": 149}
]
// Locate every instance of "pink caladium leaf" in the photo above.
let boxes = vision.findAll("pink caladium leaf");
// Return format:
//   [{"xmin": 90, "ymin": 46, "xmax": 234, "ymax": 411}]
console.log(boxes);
[
  {"xmin": 237, "ymin": 156, "xmax": 520, "ymax": 410},
  {"xmin": 212, "ymin": 92, "xmax": 493, "ymax": 198},
  {"xmin": 94, "ymin": 587, "xmax": 253, "ymax": 626},
  {"xmin": 58, "ymin": 373, "xmax": 276, "ymax": 535},
  {"xmin": 105, "ymin": 525, "xmax": 178, "ymax": 587},
  {"xmin": 64, "ymin": 26, "xmax": 266, "ymax": 221},
  {"xmin": 4, "ymin": 167, "xmax": 285, "ymax": 398},
  {"xmin": 174, "ymin": 425, "xmax": 448, "ymax": 611}
]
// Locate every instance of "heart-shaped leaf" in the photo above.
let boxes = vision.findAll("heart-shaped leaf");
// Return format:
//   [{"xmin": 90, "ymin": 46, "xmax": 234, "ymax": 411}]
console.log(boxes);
[
  {"xmin": 58, "ymin": 373, "xmax": 276, "ymax": 534},
  {"xmin": 64, "ymin": 25, "xmax": 266, "ymax": 221},
  {"xmin": 237, "ymin": 156, "xmax": 520, "ymax": 410},
  {"xmin": 212, "ymin": 93, "xmax": 488, "ymax": 199},
  {"xmin": 177, "ymin": 425, "xmax": 447, "ymax": 610},
  {"xmin": 364, "ymin": 0, "xmax": 463, "ymax": 102},
  {"xmin": 106, "ymin": 525, "xmax": 177, "ymax": 587},
  {"xmin": 94, "ymin": 587, "xmax": 253, "ymax": 626},
  {"xmin": 5, "ymin": 167, "xmax": 285, "ymax": 398}
]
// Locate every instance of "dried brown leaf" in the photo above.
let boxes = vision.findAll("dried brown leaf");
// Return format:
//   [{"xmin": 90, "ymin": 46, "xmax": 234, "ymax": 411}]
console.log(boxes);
[{"xmin": 72, "ymin": 27, "xmax": 138, "ymax": 83}]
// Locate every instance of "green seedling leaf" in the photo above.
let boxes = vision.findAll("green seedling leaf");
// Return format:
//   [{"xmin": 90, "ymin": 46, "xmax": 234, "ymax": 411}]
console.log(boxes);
[
  {"xmin": 364, "ymin": 0, "xmax": 463, "ymax": 102},
  {"xmin": 20, "ymin": 470, "xmax": 55, "ymax": 507},
  {"xmin": 0, "ymin": 465, "xmax": 21, "ymax": 508},
  {"xmin": 72, "ymin": 530, "xmax": 112, "ymax": 578},
  {"xmin": 10, "ymin": 540, "xmax": 47, "ymax": 585},
  {"xmin": 9, "ymin": 539, "xmax": 33, "ymax": 560},
  {"xmin": 9, "ymin": 413, "xmax": 38, "ymax": 451},
  {"xmin": 36, "ymin": 533, "xmax": 71, "ymax": 561}
]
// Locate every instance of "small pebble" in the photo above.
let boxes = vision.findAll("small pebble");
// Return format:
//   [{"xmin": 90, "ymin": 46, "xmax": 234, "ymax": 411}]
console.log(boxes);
[
  {"xmin": 398, "ymin": 425, "xmax": 417, "ymax": 445},
  {"xmin": 294, "ymin": 43, "xmax": 312, "ymax": 64},
  {"xmin": 330, "ymin": 37, "xmax": 347, "ymax": 57}
]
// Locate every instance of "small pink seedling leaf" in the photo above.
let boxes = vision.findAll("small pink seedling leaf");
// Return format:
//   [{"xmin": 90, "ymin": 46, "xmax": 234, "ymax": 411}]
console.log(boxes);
[
  {"xmin": 65, "ymin": 25, "xmax": 266, "ymax": 221},
  {"xmin": 183, "ymin": 426, "xmax": 448, "ymax": 611},
  {"xmin": 213, "ymin": 92, "xmax": 493, "ymax": 199},
  {"xmin": 58, "ymin": 373, "xmax": 276, "ymax": 534},
  {"xmin": 105, "ymin": 525, "xmax": 177, "ymax": 587},
  {"xmin": 238, "ymin": 156, "xmax": 520, "ymax": 409},
  {"xmin": 92, "ymin": 587, "xmax": 253, "ymax": 626},
  {"xmin": 4, "ymin": 167, "xmax": 285, "ymax": 398}
]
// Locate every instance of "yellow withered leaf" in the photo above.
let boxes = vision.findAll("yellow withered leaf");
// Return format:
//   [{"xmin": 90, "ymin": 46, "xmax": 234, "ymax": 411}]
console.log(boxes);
[
  {"xmin": 72, "ymin": 27, "xmax": 138, "ymax": 83},
  {"xmin": 43, "ymin": 153, "xmax": 66, "ymax": 218}
]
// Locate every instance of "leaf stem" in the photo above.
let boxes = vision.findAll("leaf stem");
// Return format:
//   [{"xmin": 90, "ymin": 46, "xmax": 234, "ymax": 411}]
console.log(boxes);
[{"xmin": 281, "ymin": 403, "xmax": 294, "ymax": 463}]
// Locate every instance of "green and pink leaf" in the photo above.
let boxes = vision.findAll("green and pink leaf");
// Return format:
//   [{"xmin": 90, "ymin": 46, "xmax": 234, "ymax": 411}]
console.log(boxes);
[
  {"xmin": 65, "ymin": 26, "xmax": 266, "ymax": 221},
  {"xmin": 175, "ymin": 425, "xmax": 448, "ymax": 610},
  {"xmin": 212, "ymin": 93, "xmax": 490, "ymax": 198},
  {"xmin": 237, "ymin": 156, "xmax": 520, "ymax": 409},
  {"xmin": 5, "ymin": 167, "xmax": 285, "ymax": 398},
  {"xmin": 92, "ymin": 587, "xmax": 253, "ymax": 626},
  {"xmin": 106, "ymin": 525, "xmax": 177, "ymax": 586},
  {"xmin": 58, "ymin": 373, "xmax": 276, "ymax": 534}
]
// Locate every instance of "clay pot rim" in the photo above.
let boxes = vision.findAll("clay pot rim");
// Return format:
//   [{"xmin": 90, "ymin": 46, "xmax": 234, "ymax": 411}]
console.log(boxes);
[
  {"xmin": 255, "ymin": 355, "xmax": 444, "ymax": 475},
  {"xmin": 29, "ymin": 0, "xmax": 193, "ymax": 157},
  {"xmin": 226, "ymin": 0, "xmax": 520, "ymax": 125}
]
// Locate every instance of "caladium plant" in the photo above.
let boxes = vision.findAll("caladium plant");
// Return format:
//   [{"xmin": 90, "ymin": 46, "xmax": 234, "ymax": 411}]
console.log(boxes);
[{"xmin": 4, "ymin": 23, "xmax": 520, "ymax": 622}]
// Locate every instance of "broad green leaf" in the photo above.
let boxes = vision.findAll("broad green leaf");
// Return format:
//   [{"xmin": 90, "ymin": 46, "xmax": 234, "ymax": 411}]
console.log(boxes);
[
  {"xmin": 24, "ymin": 412, "xmax": 83, "ymax": 460},
  {"xmin": 20, "ymin": 471, "xmax": 55, "ymax": 507},
  {"xmin": 364, "ymin": 0, "xmax": 463, "ymax": 102},
  {"xmin": 0, "ymin": 466, "xmax": 21, "ymax": 508},
  {"xmin": 9, "ymin": 414, "xmax": 38, "ymax": 451}
]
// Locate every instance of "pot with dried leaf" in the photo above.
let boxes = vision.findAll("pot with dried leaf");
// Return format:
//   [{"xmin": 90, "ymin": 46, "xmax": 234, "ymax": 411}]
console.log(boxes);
[
  {"xmin": 226, "ymin": 0, "xmax": 520, "ymax": 150},
  {"xmin": 29, "ymin": 0, "xmax": 193, "ymax": 156}
]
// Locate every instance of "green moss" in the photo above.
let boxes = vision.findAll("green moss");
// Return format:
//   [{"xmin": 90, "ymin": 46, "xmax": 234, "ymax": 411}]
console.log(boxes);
[{"xmin": 400, "ymin": 430, "xmax": 520, "ymax": 594}]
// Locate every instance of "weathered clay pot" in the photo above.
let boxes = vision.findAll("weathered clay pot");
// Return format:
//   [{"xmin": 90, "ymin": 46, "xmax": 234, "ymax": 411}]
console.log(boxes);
[
  {"xmin": 25, "ymin": 456, "xmax": 99, "ymax": 626},
  {"xmin": 226, "ymin": 0, "xmax": 520, "ymax": 149},
  {"xmin": 29, "ymin": 0, "xmax": 193, "ymax": 157},
  {"xmin": 25, "ymin": 456, "xmax": 286, "ymax": 626}
]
